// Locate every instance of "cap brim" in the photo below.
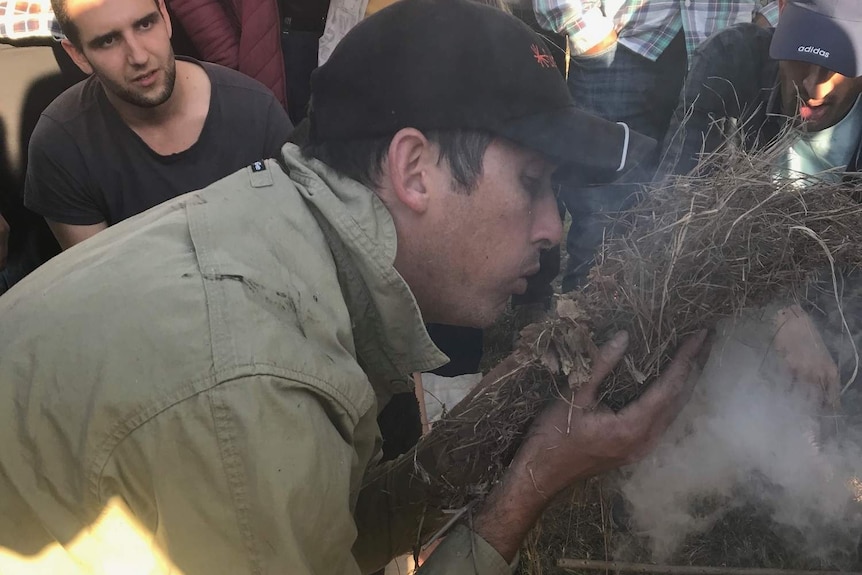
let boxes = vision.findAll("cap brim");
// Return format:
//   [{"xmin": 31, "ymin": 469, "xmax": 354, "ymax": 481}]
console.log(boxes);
[
  {"xmin": 770, "ymin": 2, "xmax": 862, "ymax": 77},
  {"xmin": 497, "ymin": 107, "xmax": 656, "ymax": 185}
]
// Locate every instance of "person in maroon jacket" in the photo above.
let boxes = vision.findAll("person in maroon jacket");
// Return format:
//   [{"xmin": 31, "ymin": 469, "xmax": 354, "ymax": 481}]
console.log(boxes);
[
  {"xmin": 166, "ymin": 0, "xmax": 287, "ymax": 109},
  {"xmin": 167, "ymin": 0, "xmax": 327, "ymax": 123}
]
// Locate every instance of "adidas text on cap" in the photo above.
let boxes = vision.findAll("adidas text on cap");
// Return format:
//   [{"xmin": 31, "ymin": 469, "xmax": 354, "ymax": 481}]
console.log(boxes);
[{"xmin": 770, "ymin": 0, "xmax": 862, "ymax": 77}]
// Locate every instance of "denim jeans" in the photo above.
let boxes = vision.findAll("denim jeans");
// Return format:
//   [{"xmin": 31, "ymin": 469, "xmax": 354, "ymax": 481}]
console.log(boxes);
[{"xmin": 561, "ymin": 32, "xmax": 686, "ymax": 291}]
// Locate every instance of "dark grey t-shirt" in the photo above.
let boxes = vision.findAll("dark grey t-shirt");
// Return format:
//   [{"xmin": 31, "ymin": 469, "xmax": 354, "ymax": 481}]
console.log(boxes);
[{"xmin": 24, "ymin": 58, "xmax": 293, "ymax": 226}]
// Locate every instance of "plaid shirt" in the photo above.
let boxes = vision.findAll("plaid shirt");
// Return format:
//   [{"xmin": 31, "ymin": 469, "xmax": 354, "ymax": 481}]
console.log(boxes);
[
  {"xmin": 534, "ymin": 0, "xmax": 777, "ymax": 62},
  {"xmin": 0, "ymin": 0, "xmax": 61, "ymax": 43}
]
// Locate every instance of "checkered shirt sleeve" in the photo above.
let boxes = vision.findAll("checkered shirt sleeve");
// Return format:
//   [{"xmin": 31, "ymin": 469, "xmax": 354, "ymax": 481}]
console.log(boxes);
[{"xmin": 0, "ymin": 0, "xmax": 62, "ymax": 43}]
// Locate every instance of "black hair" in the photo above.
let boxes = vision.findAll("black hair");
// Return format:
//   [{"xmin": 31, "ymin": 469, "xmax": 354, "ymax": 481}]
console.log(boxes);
[
  {"xmin": 52, "ymin": 0, "xmax": 160, "ymax": 49},
  {"xmin": 301, "ymin": 129, "xmax": 494, "ymax": 193}
]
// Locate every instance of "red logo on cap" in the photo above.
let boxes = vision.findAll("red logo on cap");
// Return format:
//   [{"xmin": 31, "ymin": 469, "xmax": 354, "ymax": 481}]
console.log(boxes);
[{"xmin": 531, "ymin": 44, "xmax": 555, "ymax": 68}]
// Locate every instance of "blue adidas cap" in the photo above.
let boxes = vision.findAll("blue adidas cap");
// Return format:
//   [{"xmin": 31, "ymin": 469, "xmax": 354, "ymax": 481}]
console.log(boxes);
[{"xmin": 770, "ymin": 0, "xmax": 862, "ymax": 77}]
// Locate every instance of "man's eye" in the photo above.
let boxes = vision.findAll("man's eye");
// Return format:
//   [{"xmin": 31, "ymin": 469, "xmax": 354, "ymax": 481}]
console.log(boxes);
[
  {"xmin": 139, "ymin": 20, "xmax": 153, "ymax": 29},
  {"xmin": 521, "ymin": 175, "xmax": 543, "ymax": 197},
  {"xmin": 99, "ymin": 37, "xmax": 115, "ymax": 48}
]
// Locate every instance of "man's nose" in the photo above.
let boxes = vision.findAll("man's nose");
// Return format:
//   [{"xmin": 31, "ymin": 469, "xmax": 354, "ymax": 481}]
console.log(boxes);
[
  {"xmin": 125, "ymin": 36, "xmax": 149, "ymax": 65},
  {"xmin": 533, "ymin": 190, "xmax": 563, "ymax": 249},
  {"xmin": 802, "ymin": 65, "xmax": 832, "ymax": 100}
]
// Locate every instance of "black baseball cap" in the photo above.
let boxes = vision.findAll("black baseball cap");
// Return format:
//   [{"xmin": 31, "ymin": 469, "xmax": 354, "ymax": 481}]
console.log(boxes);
[
  {"xmin": 308, "ymin": 0, "xmax": 655, "ymax": 184},
  {"xmin": 770, "ymin": 0, "xmax": 862, "ymax": 78}
]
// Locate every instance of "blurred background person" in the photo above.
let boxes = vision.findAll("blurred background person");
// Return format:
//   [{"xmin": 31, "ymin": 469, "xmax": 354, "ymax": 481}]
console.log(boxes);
[
  {"xmin": 1, "ymin": 1, "xmax": 70, "ymax": 294},
  {"xmin": 168, "ymin": 0, "xmax": 328, "ymax": 124},
  {"xmin": 0, "ymin": 0, "xmax": 207, "ymax": 293},
  {"xmin": 24, "ymin": 0, "xmax": 292, "ymax": 250},
  {"xmin": 654, "ymin": 0, "xmax": 862, "ymax": 403},
  {"xmin": 658, "ymin": 0, "xmax": 859, "ymax": 181},
  {"xmin": 532, "ymin": 0, "xmax": 778, "ymax": 291}
]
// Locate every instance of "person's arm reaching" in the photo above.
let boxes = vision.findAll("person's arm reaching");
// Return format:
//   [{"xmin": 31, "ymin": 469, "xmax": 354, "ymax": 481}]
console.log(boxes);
[
  {"xmin": 656, "ymin": 25, "xmax": 776, "ymax": 179},
  {"xmin": 352, "ymin": 355, "xmax": 527, "ymax": 573},
  {"xmin": 46, "ymin": 220, "xmax": 107, "ymax": 250},
  {"xmin": 772, "ymin": 304, "xmax": 841, "ymax": 409},
  {"xmin": 353, "ymin": 330, "xmax": 705, "ymax": 573},
  {"xmin": 416, "ymin": 330, "xmax": 706, "ymax": 570}
]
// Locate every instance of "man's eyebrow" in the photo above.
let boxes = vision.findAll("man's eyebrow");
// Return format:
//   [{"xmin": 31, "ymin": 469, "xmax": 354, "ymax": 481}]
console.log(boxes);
[
  {"xmin": 134, "ymin": 11, "xmax": 161, "ymax": 27},
  {"xmin": 86, "ymin": 11, "xmax": 160, "ymax": 48}
]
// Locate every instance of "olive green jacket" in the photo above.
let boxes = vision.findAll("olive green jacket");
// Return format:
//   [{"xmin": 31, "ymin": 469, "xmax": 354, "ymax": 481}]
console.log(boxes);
[{"xmin": 0, "ymin": 145, "xmax": 511, "ymax": 574}]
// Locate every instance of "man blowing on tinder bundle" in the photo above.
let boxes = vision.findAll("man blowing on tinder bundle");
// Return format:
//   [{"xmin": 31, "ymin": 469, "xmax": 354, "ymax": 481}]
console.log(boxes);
[
  {"xmin": 23, "ymin": 0, "xmax": 292, "ymax": 250},
  {"xmin": 0, "ymin": 0, "xmax": 705, "ymax": 573}
]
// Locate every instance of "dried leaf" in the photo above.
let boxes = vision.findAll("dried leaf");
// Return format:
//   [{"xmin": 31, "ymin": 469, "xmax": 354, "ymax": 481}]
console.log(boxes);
[
  {"xmin": 556, "ymin": 297, "xmax": 588, "ymax": 322},
  {"xmin": 540, "ymin": 347, "xmax": 561, "ymax": 374},
  {"xmin": 567, "ymin": 354, "xmax": 592, "ymax": 390}
]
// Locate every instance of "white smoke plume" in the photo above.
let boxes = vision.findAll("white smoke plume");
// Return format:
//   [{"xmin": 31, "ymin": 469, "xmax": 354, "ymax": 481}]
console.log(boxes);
[{"xmin": 619, "ymin": 309, "xmax": 862, "ymax": 564}]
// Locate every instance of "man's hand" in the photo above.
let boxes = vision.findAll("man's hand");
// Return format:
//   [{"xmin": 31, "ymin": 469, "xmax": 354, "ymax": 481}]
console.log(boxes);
[
  {"xmin": 473, "ymin": 329, "xmax": 706, "ymax": 561},
  {"xmin": 515, "ymin": 329, "xmax": 705, "ymax": 495},
  {"xmin": 772, "ymin": 304, "xmax": 840, "ymax": 409},
  {"xmin": 0, "ymin": 212, "xmax": 9, "ymax": 271}
]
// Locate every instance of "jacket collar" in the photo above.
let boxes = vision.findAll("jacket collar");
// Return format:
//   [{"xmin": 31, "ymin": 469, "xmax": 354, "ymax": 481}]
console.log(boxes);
[{"xmin": 278, "ymin": 144, "xmax": 449, "ymax": 387}]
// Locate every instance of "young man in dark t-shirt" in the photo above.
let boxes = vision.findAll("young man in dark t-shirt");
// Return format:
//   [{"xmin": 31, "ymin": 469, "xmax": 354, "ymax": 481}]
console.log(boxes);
[{"xmin": 25, "ymin": 0, "xmax": 293, "ymax": 249}]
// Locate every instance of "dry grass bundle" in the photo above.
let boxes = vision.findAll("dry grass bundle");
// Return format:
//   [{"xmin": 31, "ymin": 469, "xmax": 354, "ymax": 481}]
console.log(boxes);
[
  {"xmin": 366, "ymin": 143, "xmax": 862, "ymax": 562},
  {"xmin": 584, "ymin": 145, "xmax": 862, "ymax": 409}
]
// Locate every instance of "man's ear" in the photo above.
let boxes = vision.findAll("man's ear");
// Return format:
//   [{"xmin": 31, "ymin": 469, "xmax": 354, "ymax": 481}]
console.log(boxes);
[
  {"xmin": 385, "ymin": 128, "xmax": 436, "ymax": 215},
  {"xmin": 61, "ymin": 39, "xmax": 94, "ymax": 75}
]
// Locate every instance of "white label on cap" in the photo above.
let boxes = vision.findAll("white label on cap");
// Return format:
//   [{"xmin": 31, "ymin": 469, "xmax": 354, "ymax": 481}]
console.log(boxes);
[{"xmin": 797, "ymin": 45, "xmax": 830, "ymax": 58}]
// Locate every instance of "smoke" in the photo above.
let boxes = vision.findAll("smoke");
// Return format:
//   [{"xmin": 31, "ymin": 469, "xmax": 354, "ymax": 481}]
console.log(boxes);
[{"xmin": 619, "ymin": 308, "xmax": 862, "ymax": 564}]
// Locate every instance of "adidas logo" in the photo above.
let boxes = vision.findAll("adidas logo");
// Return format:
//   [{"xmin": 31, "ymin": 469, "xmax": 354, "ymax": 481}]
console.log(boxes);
[{"xmin": 797, "ymin": 45, "xmax": 830, "ymax": 58}]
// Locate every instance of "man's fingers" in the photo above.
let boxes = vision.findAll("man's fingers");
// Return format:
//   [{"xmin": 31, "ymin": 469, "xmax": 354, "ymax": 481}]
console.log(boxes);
[
  {"xmin": 574, "ymin": 331, "xmax": 629, "ymax": 406},
  {"xmin": 621, "ymin": 330, "xmax": 707, "ymax": 427}
]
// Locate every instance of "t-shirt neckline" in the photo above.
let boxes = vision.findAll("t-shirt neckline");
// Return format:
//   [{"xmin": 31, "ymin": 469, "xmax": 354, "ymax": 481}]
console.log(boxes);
[{"xmin": 96, "ymin": 56, "xmax": 216, "ymax": 164}]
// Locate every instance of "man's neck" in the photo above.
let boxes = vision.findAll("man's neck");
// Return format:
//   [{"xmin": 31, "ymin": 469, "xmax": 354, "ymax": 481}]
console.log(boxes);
[
  {"xmin": 106, "ymin": 60, "xmax": 212, "ymax": 156},
  {"xmin": 106, "ymin": 60, "xmax": 197, "ymax": 129}
]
